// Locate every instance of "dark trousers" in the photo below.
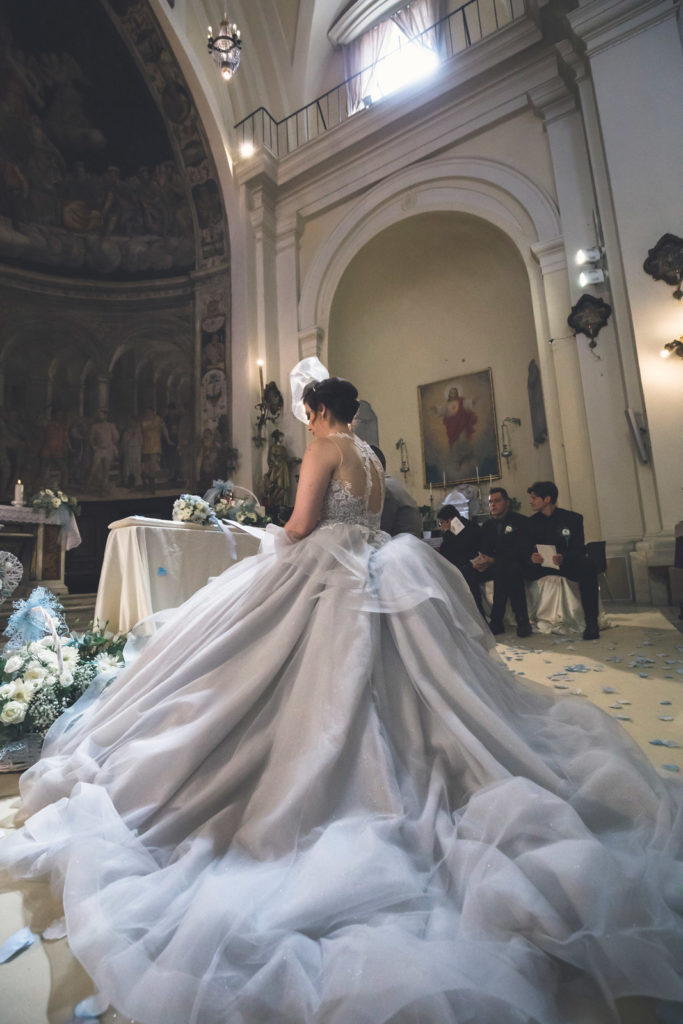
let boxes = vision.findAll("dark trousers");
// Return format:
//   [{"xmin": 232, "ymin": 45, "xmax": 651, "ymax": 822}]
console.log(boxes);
[
  {"xmin": 526, "ymin": 556, "xmax": 599, "ymax": 625},
  {"xmin": 460, "ymin": 560, "xmax": 529, "ymax": 626}
]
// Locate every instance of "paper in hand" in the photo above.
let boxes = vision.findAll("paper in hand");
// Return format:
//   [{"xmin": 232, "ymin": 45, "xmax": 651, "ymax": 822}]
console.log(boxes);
[
  {"xmin": 450, "ymin": 518, "xmax": 465, "ymax": 536},
  {"xmin": 536, "ymin": 544, "xmax": 559, "ymax": 569}
]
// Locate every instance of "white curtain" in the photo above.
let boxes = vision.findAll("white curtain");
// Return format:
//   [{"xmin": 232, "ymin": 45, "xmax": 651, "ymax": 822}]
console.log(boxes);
[
  {"xmin": 391, "ymin": 0, "xmax": 446, "ymax": 53},
  {"xmin": 343, "ymin": 19, "xmax": 393, "ymax": 113}
]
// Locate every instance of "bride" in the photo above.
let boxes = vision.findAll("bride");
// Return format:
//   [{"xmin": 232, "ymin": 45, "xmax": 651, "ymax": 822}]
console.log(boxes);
[{"xmin": 0, "ymin": 363, "xmax": 682, "ymax": 1024}]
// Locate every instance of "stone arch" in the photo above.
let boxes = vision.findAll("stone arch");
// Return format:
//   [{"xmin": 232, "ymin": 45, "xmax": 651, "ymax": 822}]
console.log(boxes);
[{"xmin": 298, "ymin": 156, "xmax": 562, "ymax": 352}]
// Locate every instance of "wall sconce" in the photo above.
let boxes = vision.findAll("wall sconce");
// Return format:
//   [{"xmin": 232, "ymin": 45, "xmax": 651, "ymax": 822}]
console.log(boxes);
[
  {"xmin": 500, "ymin": 417, "xmax": 521, "ymax": 462},
  {"xmin": 395, "ymin": 438, "xmax": 410, "ymax": 483},
  {"xmin": 643, "ymin": 233, "xmax": 683, "ymax": 300},
  {"xmin": 567, "ymin": 293, "xmax": 612, "ymax": 349},
  {"xmin": 253, "ymin": 362, "xmax": 283, "ymax": 448},
  {"xmin": 660, "ymin": 338, "xmax": 683, "ymax": 359}
]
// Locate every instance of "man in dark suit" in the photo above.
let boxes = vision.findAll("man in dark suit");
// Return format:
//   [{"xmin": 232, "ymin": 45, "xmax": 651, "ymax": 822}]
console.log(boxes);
[
  {"xmin": 460, "ymin": 487, "xmax": 532, "ymax": 637},
  {"xmin": 525, "ymin": 480, "xmax": 600, "ymax": 640},
  {"xmin": 436, "ymin": 504, "xmax": 480, "ymax": 570}
]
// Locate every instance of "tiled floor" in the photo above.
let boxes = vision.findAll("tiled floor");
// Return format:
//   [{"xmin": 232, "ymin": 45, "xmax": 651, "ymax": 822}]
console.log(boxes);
[{"xmin": 0, "ymin": 604, "xmax": 681, "ymax": 1023}]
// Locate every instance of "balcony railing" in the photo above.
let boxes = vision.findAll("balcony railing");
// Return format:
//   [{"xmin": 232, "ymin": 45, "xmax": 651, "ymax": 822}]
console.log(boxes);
[{"xmin": 234, "ymin": 0, "xmax": 526, "ymax": 159}]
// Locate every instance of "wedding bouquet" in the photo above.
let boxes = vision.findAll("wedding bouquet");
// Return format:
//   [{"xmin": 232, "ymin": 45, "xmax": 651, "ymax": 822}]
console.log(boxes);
[
  {"xmin": 0, "ymin": 590, "xmax": 126, "ymax": 744},
  {"xmin": 214, "ymin": 496, "xmax": 270, "ymax": 528},
  {"xmin": 32, "ymin": 488, "xmax": 81, "ymax": 516},
  {"xmin": 172, "ymin": 494, "xmax": 216, "ymax": 525}
]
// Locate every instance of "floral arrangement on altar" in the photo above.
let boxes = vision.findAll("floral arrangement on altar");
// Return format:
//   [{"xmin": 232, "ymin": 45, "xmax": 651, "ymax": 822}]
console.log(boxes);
[
  {"xmin": 172, "ymin": 494, "xmax": 216, "ymax": 525},
  {"xmin": 173, "ymin": 482, "xmax": 271, "ymax": 529},
  {"xmin": 0, "ymin": 589, "xmax": 126, "ymax": 747},
  {"xmin": 32, "ymin": 488, "xmax": 81, "ymax": 516},
  {"xmin": 207, "ymin": 479, "xmax": 270, "ymax": 527}
]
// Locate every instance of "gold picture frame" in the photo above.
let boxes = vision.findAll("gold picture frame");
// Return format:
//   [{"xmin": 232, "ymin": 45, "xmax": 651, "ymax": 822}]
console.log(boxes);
[{"xmin": 417, "ymin": 368, "xmax": 500, "ymax": 487}]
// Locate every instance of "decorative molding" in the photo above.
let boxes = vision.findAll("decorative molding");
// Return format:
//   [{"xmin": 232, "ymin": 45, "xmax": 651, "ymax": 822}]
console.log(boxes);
[
  {"xmin": 328, "ymin": 0, "xmax": 408, "ymax": 46},
  {"xmin": 298, "ymin": 155, "xmax": 561, "ymax": 333},
  {"xmin": 567, "ymin": 0, "xmax": 677, "ymax": 58},
  {"xmin": 298, "ymin": 326, "xmax": 324, "ymax": 359},
  {"xmin": 527, "ymin": 79, "xmax": 577, "ymax": 125},
  {"xmin": 531, "ymin": 238, "xmax": 568, "ymax": 275}
]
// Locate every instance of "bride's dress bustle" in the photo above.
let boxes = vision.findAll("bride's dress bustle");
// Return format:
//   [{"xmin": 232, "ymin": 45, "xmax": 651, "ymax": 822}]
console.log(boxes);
[{"xmin": 1, "ymin": 433, "xmax": 682, "ymax": 1024}]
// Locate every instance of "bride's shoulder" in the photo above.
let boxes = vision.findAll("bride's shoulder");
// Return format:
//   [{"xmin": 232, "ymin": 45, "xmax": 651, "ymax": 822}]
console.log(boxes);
[{"xmin": 305, "ymin": 437, "xmax": 342, "ymax": 464}]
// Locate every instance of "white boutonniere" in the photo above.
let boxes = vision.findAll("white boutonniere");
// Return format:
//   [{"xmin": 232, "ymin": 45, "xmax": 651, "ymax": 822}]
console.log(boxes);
[
  {"xmin": 504, "ymin": 525, "xmax": 513, "ymax": 534},
  {"xmin": 561, "ymin": 528, "xmax": 570, "ymax": 537}
]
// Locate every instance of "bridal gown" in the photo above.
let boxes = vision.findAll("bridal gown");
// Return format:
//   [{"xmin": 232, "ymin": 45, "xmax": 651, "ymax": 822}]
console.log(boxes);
[{"xmin": 1, "ymin": 434, "xmax": 682, "ymax": 1024}]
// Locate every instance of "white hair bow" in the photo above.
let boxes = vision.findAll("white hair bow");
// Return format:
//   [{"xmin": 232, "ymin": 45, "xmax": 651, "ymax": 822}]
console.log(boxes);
[{"xmin": 290, "ymin": 357, "xmax": 329, "ymax": 424}]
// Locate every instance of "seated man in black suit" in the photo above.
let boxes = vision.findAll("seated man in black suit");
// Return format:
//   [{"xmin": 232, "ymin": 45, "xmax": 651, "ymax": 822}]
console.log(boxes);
[
  {"xmin": 436, "ymin": 504, "xmax": 480, "ymax": 571},
  {"xmin": 460, "ymin": 487, "xmax": 532, "ymax": 638},
  {"xmin": 525, "ymin": 480, "xmax": 600, "ymax": 640}
]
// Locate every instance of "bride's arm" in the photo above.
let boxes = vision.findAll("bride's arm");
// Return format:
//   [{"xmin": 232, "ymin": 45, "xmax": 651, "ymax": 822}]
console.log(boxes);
[{"xmin": 285, "ymin": 439, "xmax": 339, "ymax": 541}]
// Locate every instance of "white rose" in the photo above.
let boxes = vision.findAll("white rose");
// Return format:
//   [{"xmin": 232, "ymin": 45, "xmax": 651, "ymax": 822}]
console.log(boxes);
[
  {"xmin": 0, "ymin": 682, "xmax": 17, "ymax": 699},
  {"xmin": 4, "ymin": 654, "xmax": 24, "ymax": 675},
  {"xmin": 0, "ymin": 700, "xmax": 28, "ymax": 725},
  {"xmin": 24, "ymin": 663, "xmax": 48, "ymax": 683},
  {"xmin": 51, "ymin": 498, "xmax": 61, "ymax": 508},
  {"xmin": 36, "ymin": 649, "xmax": 59, "ymax": 669},
  {"xmin": 58, "ymin": 671, "xmax": 74, "ymax": 689}
]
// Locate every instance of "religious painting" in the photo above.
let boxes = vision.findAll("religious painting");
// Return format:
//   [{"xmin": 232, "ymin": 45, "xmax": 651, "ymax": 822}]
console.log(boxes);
[{"xmin": 417, "ymin": 369, "xmax": 500, "ymax": 487}]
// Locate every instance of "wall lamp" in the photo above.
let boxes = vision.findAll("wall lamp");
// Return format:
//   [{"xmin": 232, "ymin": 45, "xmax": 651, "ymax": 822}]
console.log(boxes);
[
  {"xmin": 500, "ymin": 417, "xmax": 521, "ymax": 462},
  {"xmin": 660, "ymin": 338, "xmax": 683, "ymax": 359}
]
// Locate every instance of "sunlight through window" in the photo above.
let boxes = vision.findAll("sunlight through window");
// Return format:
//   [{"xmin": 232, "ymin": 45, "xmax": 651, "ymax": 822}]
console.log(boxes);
[{"xmin": 369, "ymin": 40, "xmax": 440, "ymax": 102}]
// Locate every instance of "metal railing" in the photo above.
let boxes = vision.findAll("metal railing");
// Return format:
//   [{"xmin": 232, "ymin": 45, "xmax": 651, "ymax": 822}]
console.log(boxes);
[{"xmin": 235, "ymin": 0, "xmax": 526, "ymax": 158}]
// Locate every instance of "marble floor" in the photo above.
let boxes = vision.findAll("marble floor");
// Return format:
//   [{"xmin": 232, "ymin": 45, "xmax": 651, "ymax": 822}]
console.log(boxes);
[{"xmin": 0, "ymin": 604, "xmax": 681, "ymax": 1024}]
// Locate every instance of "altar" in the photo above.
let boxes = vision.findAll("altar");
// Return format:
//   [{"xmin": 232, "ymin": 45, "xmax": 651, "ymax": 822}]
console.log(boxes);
[
  {"xmin": 0, "ymin": 504, "xmax": 81, "ymax": 595},
  {"xmin": 94, "ymin": 516, "xmax": 262, "ymax": 634}
]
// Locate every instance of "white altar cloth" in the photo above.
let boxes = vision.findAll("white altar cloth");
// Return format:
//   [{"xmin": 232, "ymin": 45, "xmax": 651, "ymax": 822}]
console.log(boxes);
[{"xmin": 94, "ymin": 516, "xmax": 261, "ymax": 634}]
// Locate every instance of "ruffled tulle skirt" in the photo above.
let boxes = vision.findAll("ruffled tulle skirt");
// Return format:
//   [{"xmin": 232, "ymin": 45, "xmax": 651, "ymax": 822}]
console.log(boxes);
[{"xmin": 1, "ymin": 524, "xmax": 682, "ymax": 1023}]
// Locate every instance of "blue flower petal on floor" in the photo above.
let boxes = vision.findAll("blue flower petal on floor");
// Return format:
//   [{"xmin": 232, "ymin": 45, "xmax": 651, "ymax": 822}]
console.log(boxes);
[
  {"xmin": 661, "ymin": 765, "xmax": 681, "ymax": 774},
  {"xmin": 0, "ymin": 926, "xmax": 38, "ymax": 963}
]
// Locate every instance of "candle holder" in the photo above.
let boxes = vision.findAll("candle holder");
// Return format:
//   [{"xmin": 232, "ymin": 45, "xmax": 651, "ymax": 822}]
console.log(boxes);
[{"xmin": 253, "ymin": 380, "xmax": 284, "ymax": 449}]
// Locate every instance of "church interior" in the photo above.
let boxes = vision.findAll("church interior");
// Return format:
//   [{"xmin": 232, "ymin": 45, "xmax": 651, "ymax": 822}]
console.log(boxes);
[{"xmin": 0, "ymin": 0, "xmax": 682, "ymax": 1020}]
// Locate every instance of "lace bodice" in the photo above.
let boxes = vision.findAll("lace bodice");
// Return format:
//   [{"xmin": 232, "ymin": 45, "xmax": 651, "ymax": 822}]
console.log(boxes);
[{"xmin": 318, "ymin": 434, "xmax": 384, "ymax": 533}]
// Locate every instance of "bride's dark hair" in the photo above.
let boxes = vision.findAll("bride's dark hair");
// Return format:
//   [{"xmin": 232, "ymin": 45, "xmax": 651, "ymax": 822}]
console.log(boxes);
[{"xmin": 303, "ymin": 377, "xmax": 360, "ymax": 424}]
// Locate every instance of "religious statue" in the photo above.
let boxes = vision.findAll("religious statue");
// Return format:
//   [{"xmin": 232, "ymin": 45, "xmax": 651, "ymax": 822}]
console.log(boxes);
[{"xmin": 262, "ymin": 430, "xmax": 293, "ymax": 509}]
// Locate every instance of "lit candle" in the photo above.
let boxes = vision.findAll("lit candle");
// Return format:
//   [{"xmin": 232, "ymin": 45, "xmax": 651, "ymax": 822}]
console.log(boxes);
[
  {"xmin": 257, "ymin": 360, "xmax": 265, "ymax": 393},
  {"xmin": 13, "ymin": 479, "xmax": 23, "ymax": 505},
  {"xmin": 429, "ymin": 483, "xmax": 433, "ymax": 495}
]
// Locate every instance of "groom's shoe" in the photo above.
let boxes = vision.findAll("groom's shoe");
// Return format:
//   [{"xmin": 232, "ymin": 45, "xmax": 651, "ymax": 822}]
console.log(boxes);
[
  {"xmin": 489, "ymin": 620, "xmax": 505, "ymax": 636},
  {"xmin": 516, "ymin": 620, "xmax": 532, "ymax": 638},
  {"xmin": 583, "ymin": 620, "xmax": 600, "ymax": 640}
]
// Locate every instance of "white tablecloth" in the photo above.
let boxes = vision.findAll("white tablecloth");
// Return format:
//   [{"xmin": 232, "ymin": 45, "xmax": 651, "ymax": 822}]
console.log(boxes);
[
  {"xmin": 0, "ymin": 504, "xmax": 81, "ymax": 550},
  {"xmin": 94, "ymin": 516, "xmax": 262, "ymax": 634}
]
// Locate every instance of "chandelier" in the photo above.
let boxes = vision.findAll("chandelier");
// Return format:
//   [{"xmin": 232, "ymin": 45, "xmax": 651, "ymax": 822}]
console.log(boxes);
[{"xmin": 207, "ymin": 14, "xmax": 242, "ymax": 81}]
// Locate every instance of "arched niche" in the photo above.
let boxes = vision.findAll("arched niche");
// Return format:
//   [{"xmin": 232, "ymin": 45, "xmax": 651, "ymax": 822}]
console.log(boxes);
[{"xmin": 326, "ymin": 210, "xmax": 554, "ymax": 506}]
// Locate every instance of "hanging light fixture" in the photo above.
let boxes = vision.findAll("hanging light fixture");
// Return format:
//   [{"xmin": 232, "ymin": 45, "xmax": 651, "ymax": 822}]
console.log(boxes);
[{"xmin": 207, "ymin": 14, "xmax": 242, "ymax": 81}]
